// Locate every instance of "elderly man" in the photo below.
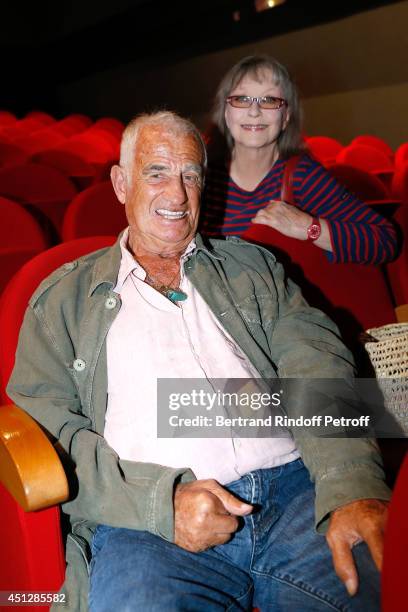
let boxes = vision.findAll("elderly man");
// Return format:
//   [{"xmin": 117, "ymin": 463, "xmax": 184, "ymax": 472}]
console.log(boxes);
[{"xmin": 8, "ymin": 111, "xmax": 389, "ymax": 612}]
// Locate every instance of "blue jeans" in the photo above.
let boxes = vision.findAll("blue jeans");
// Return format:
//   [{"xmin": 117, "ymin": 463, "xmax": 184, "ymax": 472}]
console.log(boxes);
[{"xmin": 88, "ymin": 459, "xmax": 379, "ymax": 611}]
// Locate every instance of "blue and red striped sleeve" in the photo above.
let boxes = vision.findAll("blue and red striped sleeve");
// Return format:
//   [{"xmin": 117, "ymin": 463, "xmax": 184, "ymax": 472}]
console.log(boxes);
[{"xmin": 292, "ymin": 156, "xmax": 397, "ymax": 264}]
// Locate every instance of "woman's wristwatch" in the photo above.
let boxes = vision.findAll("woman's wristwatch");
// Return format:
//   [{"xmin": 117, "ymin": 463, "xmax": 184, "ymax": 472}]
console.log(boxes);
[{"xmin": 307, "ymin": 217, "xmax": 321, "ymax": 241}]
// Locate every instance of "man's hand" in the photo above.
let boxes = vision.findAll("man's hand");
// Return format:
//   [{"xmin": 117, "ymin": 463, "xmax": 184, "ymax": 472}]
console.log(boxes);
[
  {"xmin": 174, "ymin": 479, "xmax": 253, "ymax": 553},
  {"xmin": 251, "ymin": 200, "xmax": 312, "ymax": 240},
  {"xmin": 326, "ymin": 498, "xmax": 388, "ymax": 596}
]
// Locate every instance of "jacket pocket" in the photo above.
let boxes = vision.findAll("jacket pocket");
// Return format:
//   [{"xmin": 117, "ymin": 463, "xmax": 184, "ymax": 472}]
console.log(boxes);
[{"xmin": 237, "ymin": 293, "xmax": 278, "ymax": 334}]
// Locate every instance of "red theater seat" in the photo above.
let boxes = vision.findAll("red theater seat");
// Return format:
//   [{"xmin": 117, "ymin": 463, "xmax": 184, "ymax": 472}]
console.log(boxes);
[
  {"xmin": 382, "ymin": 454, "xmax": 408, "ymax": 611},
  {"xmin": 242, "ymin": 224, "xmax": 396, "ymax": 359},
  {"xmin": 391, "ymin": 163, "xmax": 408, "ymax": 203},
  {"xmin": 350, "ymin": 135, "xmax": 394, "ymax": 159},
  {"xmin": 328, "ymin": 163, "xmax": 390, "ymax": 201},
  {"xmin": 25, "ymin": 111, "xmax": 56, "ymax": 126},
  {"xmin": 306, "ymin": 136, "xmax": 343, "ymax": 166},
  {"xmin": 0, "ymin": 111, "xmax": 17, "ymax": 126},
  {"xmin": 0, "ymin": 118, "xmax": 46, "ymax": 141},
  {"xmin": 62, "ymin": 181, "xmax": 127, "ymax": 241},
  {"xmin": 0, "ymin": 237, "xmax": 116, "ymax": 610},
  {"xmin": 0, "ymin": 196, "xmax": 47, "ymax": 250},
  {"xmin": 0, "ymin": 163, "xmax": 77, "ymax": 237},
  {"xmin": 395, "ymin": 143, "xmax": 408, "ymax": 170},
  {"xmin": 337, "ymin": 145, "xmax": 394, "ymax": 185},
  {"xmin": 14, "ymin": 128, "xmax": 66, "ymax": 155},
  {"xmin": 53, "ymin": 138, "xmax": 115, "ymax": 168},
  {"xmin": 0, "ymin": 194, "xmax": 48, "ymax": 300},
  {"xmin": 52, "ymin": 115, "xmax": 92, "ymax": 137},
  {"xmin": 385, "ymin": 204, "xmax": 408, "ymax": 309},
  {"xmin": 0, "ymin": 142, "xmax": 28, "ymax": 168},
  {"xmin": 68, "ymin": 130, "xmax": 119, "ymax": 162},
  {"xmin": 31, "ymin": 149, "xmax": 98, "ymax": 190},
  {"xmin": 93, "ymin": 117, "xmax": 124, "ymax": 139}
]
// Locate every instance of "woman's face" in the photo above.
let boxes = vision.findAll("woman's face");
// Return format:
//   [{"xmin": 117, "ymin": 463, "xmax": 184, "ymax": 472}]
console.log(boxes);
[{"xmin": 224, "ymin": 70, "xmax": 290, "ymax": 153}]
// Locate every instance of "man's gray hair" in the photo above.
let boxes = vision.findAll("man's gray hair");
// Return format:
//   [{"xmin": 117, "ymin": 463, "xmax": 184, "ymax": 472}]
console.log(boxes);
[{"xmin": 119, "ymin": 111, "xmax": 207, "ymax": 175}]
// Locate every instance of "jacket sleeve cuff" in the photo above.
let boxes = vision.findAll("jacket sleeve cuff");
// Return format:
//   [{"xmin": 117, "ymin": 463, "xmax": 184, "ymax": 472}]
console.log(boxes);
[
  {"xmin": 315, "ymin": 468, "xmax": 392, "ymax": 534},
  {"xmin": 151, "ymin": 466, "xmax": 196, "ymax": 542}
]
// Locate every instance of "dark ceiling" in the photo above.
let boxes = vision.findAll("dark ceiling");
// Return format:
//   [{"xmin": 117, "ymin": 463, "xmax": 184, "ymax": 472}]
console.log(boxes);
[{"xmin": 1, "ymin": 0, "xmax": 404, "ymax": 114}]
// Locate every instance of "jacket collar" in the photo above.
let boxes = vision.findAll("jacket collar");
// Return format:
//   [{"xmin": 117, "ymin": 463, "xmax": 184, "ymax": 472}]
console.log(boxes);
[
  {"xmin": 88, "ymin": 233, "xmax": 123, "ymax": 296},
  {"xmin": 88, "ymin": 231, "xmax": 223, "ymax": 296}
]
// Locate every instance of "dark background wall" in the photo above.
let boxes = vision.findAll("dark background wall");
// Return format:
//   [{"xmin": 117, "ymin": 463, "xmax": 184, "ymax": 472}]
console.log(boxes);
[{"xmin": 1, "ymin": 0, "xmax": 407, "ymax": 147}]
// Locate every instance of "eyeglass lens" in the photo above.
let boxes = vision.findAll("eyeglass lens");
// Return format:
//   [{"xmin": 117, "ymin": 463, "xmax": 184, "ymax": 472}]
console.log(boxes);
[{"xmin": 227, "ymin": 96, "xmax": 285, "ymax": 109}]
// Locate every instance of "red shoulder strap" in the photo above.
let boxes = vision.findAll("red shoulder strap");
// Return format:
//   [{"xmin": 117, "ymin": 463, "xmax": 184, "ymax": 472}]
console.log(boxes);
[{"xmin": 280, "ymin": 155, "xmax": 301, "ymax": 205}]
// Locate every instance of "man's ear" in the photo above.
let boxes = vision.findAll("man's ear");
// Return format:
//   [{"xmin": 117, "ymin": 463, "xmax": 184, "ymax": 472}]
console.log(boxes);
[{"xmin": 110, "ymin": 165, "xmax": 127, "ymax": 204}]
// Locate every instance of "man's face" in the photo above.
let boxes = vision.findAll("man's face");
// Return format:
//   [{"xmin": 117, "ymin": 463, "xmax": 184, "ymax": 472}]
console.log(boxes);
[{"xmin": 115, "ymin": 125, "xmax": 204, "ymax": 256}]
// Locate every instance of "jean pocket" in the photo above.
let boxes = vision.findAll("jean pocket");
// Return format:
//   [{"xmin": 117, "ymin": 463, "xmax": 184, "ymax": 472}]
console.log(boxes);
[{"xmin": 90, "ymin": 524, "xmax": 113, "ymax": 558}]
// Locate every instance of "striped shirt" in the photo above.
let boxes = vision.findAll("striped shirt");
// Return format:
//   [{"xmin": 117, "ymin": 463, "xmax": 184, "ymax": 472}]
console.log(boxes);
[{"xmin": 200, "ymin": 154, "xmax": 397, "ymax": 264}]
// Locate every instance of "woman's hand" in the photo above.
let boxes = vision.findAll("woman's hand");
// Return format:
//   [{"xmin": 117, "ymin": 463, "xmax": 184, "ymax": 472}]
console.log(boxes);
[
  {"xmin": 251, "ymin": 200, "xmax": 333, "ymax": 252},
  {"xmin": 252, "ymin": 200, "xmax": 312, "ymax": 240}
]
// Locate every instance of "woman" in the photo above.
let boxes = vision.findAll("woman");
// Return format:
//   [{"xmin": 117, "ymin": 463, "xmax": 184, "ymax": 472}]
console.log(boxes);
[
  {"xmin": 201, "ymin": 54, "xmax": 396, "ymax": 264},
  {"xmin": 200, "ymin": 55, "xmax": 398, "ymax": 360}
]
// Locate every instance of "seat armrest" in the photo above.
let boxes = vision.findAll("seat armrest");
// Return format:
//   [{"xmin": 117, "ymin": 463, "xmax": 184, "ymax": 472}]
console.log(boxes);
[
  {"xmin": 0, "ymin": 403, "xmax": 69, "ymax": 511},
  {"xmin": 395, "ymin": 304, "xmax": 408, "ymax": 323}
]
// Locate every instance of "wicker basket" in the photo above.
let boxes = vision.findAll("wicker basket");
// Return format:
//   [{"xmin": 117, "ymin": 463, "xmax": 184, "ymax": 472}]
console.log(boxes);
[{"xmin": 364, "ymin": 323, "xmax": 408, "ymax": 434}]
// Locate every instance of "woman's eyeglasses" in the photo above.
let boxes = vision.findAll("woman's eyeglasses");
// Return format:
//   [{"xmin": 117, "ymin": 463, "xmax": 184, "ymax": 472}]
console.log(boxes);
[{"xmin": 226, "ymin": 95, "xmax": 287, "ymax": 110}]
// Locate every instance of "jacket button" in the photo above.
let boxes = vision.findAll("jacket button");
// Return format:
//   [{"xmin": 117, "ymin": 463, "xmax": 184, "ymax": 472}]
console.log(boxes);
[
  {"xmin": 73, "ymin": 358, "xmax": 86, "ymax": 372},
  {"xmin": 105, "ymin": 297, "xmax": 117, "ymax": 309}
]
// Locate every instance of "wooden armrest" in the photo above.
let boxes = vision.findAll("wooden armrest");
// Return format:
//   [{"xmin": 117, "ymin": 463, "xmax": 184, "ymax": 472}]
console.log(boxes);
[
  {"xmin": 0, "ymin": 403, "xmax": 69, "ymax": 511},
  {"xmin": 395, "ymin": 304, "xmax": 408, "ymax": 323}
]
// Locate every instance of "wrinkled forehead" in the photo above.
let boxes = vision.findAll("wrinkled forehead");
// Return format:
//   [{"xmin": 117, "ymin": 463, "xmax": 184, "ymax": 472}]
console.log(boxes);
[
  {"xmin": 134, "ymin": 124, "xmax": 204, "ymax": 166},
  {"xmin": 231, "ymin": 67, "xmax": 279, "ymax": 91}
]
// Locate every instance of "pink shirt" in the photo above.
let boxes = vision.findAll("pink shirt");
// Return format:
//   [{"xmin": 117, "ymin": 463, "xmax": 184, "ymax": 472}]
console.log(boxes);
[{"xmin": 104, "ymin": 229, "xmax": 299, "ymax": 484}]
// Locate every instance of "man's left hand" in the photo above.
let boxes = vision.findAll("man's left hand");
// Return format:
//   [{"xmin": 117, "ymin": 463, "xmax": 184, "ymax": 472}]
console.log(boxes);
[{"xmin": 326, "ymin": 498, "xmax": 388, "ymax": 596}]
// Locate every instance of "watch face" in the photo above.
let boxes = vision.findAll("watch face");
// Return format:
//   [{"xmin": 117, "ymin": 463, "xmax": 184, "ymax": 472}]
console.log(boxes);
[{"xmin": 307, "ymin": 220, "xmax": 321, "ymax": 241}]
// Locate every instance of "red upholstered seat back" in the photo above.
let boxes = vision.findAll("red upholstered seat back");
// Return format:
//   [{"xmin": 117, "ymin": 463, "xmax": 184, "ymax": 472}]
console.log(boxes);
[
  {"xmin": 0, "ymin": 163, "xmax": 77, "ymax": 237},
  {"xmin": 0, "ymin": 197, "xmax": 49, "ymax": 294},
  {"xmin": 385, "ymin": 205, "xmax": 408, "ymax": 307},
  {"xmin": 328, "ymin": 164, "xmax": 390, "ymax": 201},
  {"xmin": 0, "ymin": 196, "xmax": 47, "ymax": 250},
  {"xmin": 337, "ymin": 145, "xmax": 394, "ymax": 174},
  {"xmin": 391, "ymin": 163, "xmax": 408, "ymax": 203},
  {"xmin": 31, "ymin": 149, "xmax": 98, "ymax": 190},
  {"xmin": 350, "ymin": 135, "xmax": 394, "ymax": 159},
  {"xmin": 62, "ymin": 181, "xmax": 127, "ymax": 241},
  {"xmin": 0, "ymin": 162, "xmax": 76, "ymax": 204},
  {"xmin": 0, "ymin": 236, "xmax": 116, "ymax": 603},
  {"xmin": 395, "ymin": 143, "xmax": 408, "ymax": 169},
  {"xmin": 241, "ymin": 224, "xmax": 396, "ymax": 356},
  {"xmin": 305, "ymin": 136, "xmax": 343, "ymax": 166},
  {"xmin": 0, "ymin": 142, "xmax": 28, "ymax": 168},
  {"xmin": 382, "ymin": 454, "xmax": 408, "ymax": 611},
  {"xmin": 0, "ymin": 236, "xmax": 116, "ymax": 403}
]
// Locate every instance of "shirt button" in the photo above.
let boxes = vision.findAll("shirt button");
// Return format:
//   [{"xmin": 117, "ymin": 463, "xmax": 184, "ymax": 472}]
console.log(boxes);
[
  {"xmin": 105, "ymin": 297, "xmax": 117, "ymax": 309},
  {"xmin": 73, "ymin": 358, "xmax": 86, "ymax": 372}
]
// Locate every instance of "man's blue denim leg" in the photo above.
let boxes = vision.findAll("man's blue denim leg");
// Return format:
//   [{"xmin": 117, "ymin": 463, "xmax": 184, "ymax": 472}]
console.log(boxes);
[
  {"xmin": 89, "ymin": 459, "xmax": 380, "ymax": 611},
  {"xmin": 88, "ymin": 526, "xmax": 253, "ymax": 611},
  {"xmin": 224, "ymin": 459, "xmax": 380, "ymax": 611}
]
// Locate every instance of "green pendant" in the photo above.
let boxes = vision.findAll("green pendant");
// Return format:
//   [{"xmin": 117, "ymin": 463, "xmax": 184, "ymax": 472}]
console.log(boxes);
[{"xmin": 166, "ymin": 289, "xmax": 188, "ymax": 303}]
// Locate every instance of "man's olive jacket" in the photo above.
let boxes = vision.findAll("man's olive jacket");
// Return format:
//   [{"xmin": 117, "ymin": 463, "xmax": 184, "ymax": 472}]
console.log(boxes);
[{"xmin": 7, "ymin": 233, "xmax": 390, "ymax": 611}]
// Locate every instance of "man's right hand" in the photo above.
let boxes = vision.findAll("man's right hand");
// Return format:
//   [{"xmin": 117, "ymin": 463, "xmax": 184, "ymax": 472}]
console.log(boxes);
[{"xmin": 174, "ymin": 479, "xmax": 253, "ymax": 552}]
